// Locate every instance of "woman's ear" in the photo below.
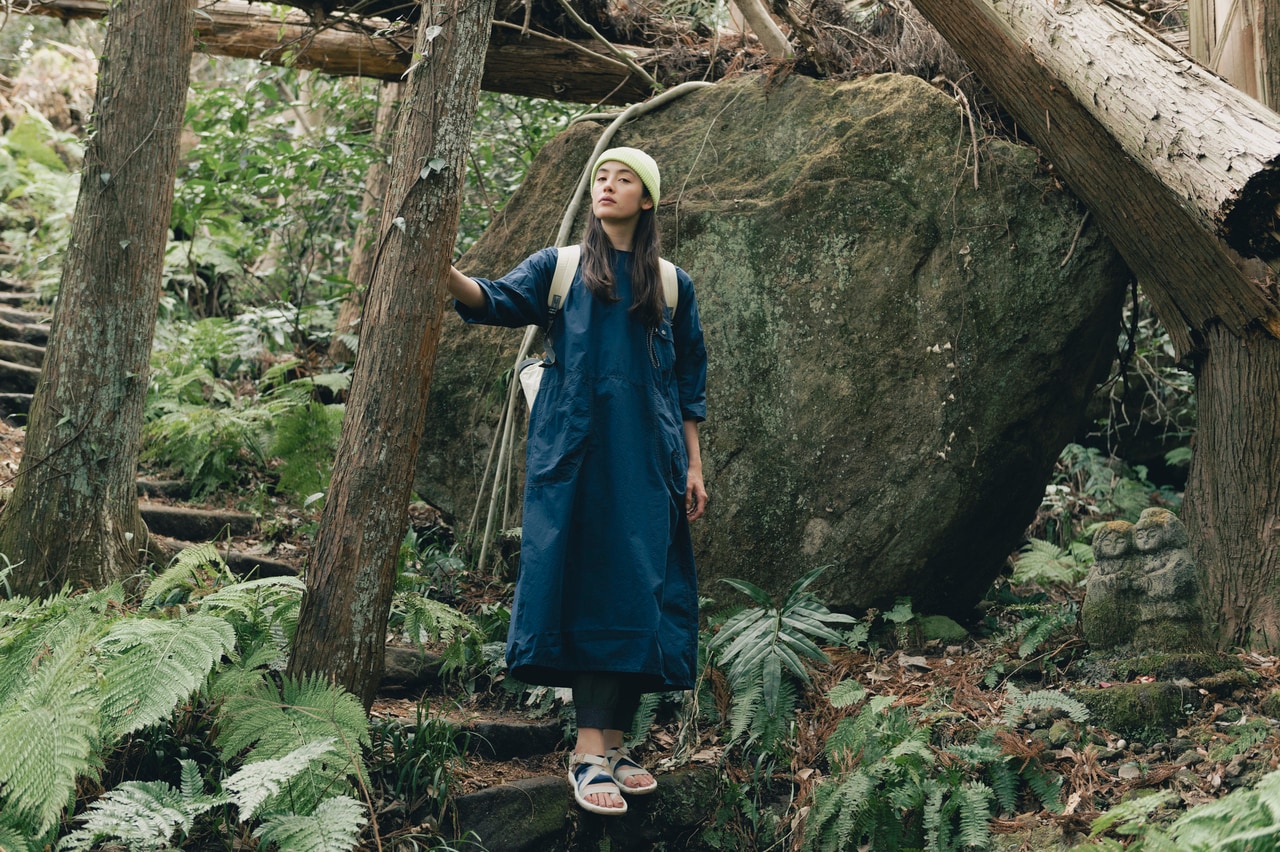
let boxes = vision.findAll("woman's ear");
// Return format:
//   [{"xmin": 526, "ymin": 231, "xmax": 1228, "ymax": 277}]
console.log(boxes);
[{"xmin": 642, "ymin": 197, "xmax": 655, "ymax": 211}]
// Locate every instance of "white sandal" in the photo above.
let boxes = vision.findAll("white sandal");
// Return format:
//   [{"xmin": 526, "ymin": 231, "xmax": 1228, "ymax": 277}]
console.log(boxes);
[
  {"xmin": 605, "ymin": 746, "xmax": 657, "ymax": 795},
  {"xmin": 568, "ymin": 753, "xmax": 628, "ymax": 815}
]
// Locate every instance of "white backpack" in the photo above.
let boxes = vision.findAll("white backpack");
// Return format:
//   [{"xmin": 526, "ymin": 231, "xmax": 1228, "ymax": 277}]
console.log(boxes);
[{"xmin": 518, "ymin": 245, "xmax": 678, "ymax": 408}]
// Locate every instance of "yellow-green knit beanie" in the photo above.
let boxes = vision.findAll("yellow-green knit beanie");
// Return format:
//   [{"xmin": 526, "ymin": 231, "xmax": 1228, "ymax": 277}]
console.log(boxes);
[{"xmin": 592, "ymin": 147, "xmax": 661, "ymax": 207}]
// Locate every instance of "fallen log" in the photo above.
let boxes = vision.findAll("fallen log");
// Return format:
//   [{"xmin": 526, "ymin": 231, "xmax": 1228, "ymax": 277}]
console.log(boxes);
[
  {"xmin": 910, "ymin": 0, "xmax": 1280, "ymax": 353},
  {"xmin": 26, "ymin": 0, "xmax": 657, "ymax": 105}
]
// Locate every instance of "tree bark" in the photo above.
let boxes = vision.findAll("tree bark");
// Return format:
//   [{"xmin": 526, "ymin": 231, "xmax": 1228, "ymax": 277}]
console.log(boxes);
[
  {"xmin": 0, "ymin": 0, "xmax": 194, "ymax": 596},
  {"xmin": 908, "ymin": 0, "xmax": 1280, "ymax": 353},
  {"xmin": 26, "ymin": 0, "xmax": 654, "ymax": 105},
  {"xmin": 329, "ymin": 81, "xmax": 401, "ymax": 363},
  {"xmin": 1183, "ymin": 323, "xmax": 1280, "ymax": 647},
  {"xmin": 288, "ymin": 0, "xmax": 496, "ymax": 710}
]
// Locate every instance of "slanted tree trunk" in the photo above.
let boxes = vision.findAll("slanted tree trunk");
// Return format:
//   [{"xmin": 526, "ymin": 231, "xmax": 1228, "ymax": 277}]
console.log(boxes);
[
  {"xmin": 0, "ymin": 0, "xmax": 194, "ymax": 597},
  {"xmin": 287, "ymin": 0, "xmax": 496, "ymax": 709},
  {"xmin": 909, "ymin": 0, "xmax": 1280, "ymax": 649},
  {"xmin": 329, "ymin": 81, "xmax": 401, "ymax": 364}
]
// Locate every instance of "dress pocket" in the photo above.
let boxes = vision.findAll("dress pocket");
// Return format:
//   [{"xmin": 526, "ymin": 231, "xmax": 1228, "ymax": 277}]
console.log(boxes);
[{"xmin": 647, "ymin": 321, "xmax": 676, "ymax": 376}]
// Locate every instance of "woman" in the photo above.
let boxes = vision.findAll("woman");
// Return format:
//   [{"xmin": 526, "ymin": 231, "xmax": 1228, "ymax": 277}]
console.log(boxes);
[{"xmin": 447, "ymin": 147, "xmax": 708, "ymax": 816}]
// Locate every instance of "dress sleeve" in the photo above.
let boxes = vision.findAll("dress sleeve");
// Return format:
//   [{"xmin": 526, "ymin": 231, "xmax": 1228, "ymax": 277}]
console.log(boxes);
[
  {"xmin": 454, "ymin": 246, "xmax": 558, "ymax": 329},
  {"xmin": 672, "ymin": 267, "xmax": 707, "ymax": 423}
]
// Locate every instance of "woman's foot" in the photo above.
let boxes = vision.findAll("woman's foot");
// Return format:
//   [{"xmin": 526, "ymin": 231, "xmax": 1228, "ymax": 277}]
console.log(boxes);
[
  {"xmin": 605, "ymin": 746, "xmax": 657, "ymax": 795},
  {"xmin": 569, "ymin": 753, "xmax": 627, "ymax": 815}
]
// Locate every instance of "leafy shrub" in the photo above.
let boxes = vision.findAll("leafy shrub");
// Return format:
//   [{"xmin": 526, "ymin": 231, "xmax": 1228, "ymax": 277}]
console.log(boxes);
[
  {"xmin": 709, "ymin": 565, "xmax": 856, "ymax": 756},
  {"xmin": 0, "ymin": 548, "xmax": 371, "ymax": 850}
]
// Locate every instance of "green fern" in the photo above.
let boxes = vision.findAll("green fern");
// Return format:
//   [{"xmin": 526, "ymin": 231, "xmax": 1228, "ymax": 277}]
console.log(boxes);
[
  {"xmin": 393, "ymin": 591, "xmax": 478, "ymax": 646},
  {"xmin": 827, "ymin": 678, "xmax": 868, "ymax": 709},
  {"xmin": 710, "ymin": 566, "xmax": 855, "ymax": 753},
  {"xmin": 216, "ymin": 674, "xmax": 370, "ymax": 816},
  {"xmin": 223, "ymin": 739, "xmax": 343, "ymax": 821},
  {"xmin": 1010, "ymin": 538, "xmax": 1093, "ymax": 586},
  {"xmin": 252, "ymin": 794, "xmax": 367, "ymax": 851},
  {"xmin": 0, "ymin": 820, "xmax": 39, "ymax": 852},
  {"xmin": 1010, "ymin": 604, "xmax": 1079, "ymax": 660},
  {"xmin": 1001, "ymin": 686, "xmax": 1090, "ymax": 725},
  {"xmin": 97, "ymin": 614, "xmax": 237, "ymax": 738},
  {"xmin": 0, "ymin": 639, "xmax": 101, "ymax": 835},
  {"xmin": 269, "ymin": 400, "xmax": 344, "ymax": 500},
  {"xmin": 60, "ymin": 759, "xmax": 227, "ymax": 851},
  {"xmin": 141, "ymin": 542, "xmax": 233, "ymax": 609}
]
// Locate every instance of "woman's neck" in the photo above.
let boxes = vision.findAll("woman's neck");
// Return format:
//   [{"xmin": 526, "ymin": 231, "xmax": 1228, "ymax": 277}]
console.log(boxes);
[{"xmin": 600, "ymin": 218, "xmax": 637, "ymax": 252}]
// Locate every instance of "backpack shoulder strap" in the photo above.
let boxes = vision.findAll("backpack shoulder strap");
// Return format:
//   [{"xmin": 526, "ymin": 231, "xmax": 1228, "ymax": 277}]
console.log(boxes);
[
  {"xmin": 549, "ymin": 244, "xmax": 580, "ymax": 312},
  {"xmin": 659, "ymin": 258, "xmax": 678, "ymax": 313}
]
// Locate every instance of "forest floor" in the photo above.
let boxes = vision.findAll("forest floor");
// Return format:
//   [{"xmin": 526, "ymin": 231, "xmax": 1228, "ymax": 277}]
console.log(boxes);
[{"xmin": 3, "ymin": 420, "xmax": 1278, "ymax": 849}]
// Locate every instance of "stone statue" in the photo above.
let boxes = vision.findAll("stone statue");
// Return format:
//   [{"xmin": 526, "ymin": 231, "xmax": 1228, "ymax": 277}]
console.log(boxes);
[{"xmin": 1082, "ymin": 508, "xmax": 1206, "ymax": 653}]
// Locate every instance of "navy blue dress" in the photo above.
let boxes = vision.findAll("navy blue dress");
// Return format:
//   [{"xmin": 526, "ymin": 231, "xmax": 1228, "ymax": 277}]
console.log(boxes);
[{"xmin": 457, "ymin": 246, "xmax": 707, "ymax": 691}]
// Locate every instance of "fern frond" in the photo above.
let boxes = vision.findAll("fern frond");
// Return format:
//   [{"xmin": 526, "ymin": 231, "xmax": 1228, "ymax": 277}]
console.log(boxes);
[
  {"xmin": 1002, "ymin": 688, "xmax": 1089, "ymax": 724},
  {"xmin": 0, "ymin": 819, "xmax": 39, "ymax": 852},
  {"xmin": 216, "ymin": 675, "xmax": 370, "ymax": 816},
  {"xmin": 59, "ymin": 760, "xmax": 226, "ymax": 851},
  {"xmin": 1014, "ymin": 606, "xmax": 1077, "ymax": 659},
  {"xmin": 956, "ymin": 781, "xmax": 993, "ymax": 848},
  {"xmin": 626, "ymin": 692, "xmax": 661, "ymax": 748},
  {"xmin": 98, "ymin": 614, "xmax": 236, "ymax": 738},
  {"xmin": 1089, "ymin": 790, "xmax": 1176, "ymax": 838},
  {"xmin": 827, "ymin": 678, "xmax": 867, "ymax": 709},
  {"xmin": 142, "ymin": 542, "xmax": 231, "ymax": 609},
  {"xmin": 252, "ymin": 794, "xmax": 367, "ymax": 851},
  {"xmin": 0, "ymin": 640, "xmax": 101, "ymax": 834},
  {"xmin": 728, "ymin": 671, "xmax": 762, "ymax": 744},
  {"xmin": 394, "ymin": 591, "xmax": 477, "ymax": 646},
  {"xmin": 225, "ymin": 739, "xmax": 341, "ymax": 821}
]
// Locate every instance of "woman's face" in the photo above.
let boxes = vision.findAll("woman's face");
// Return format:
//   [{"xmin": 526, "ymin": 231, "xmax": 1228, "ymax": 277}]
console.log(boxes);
[{"xmin": 591, "ymin": 162, "xmax": 653, "ymax": 224}]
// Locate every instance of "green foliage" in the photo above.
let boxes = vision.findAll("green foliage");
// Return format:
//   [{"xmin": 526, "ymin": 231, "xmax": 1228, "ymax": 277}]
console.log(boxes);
[
  {"xmin": 252, "ymin": 794, "xmax": 368, "ymax": 851},
  {"xmin": 175, "ymin": 66, "xmax": 381, "ymax": 316},
  {"xmin": 457, "ymin": 93, "xmax": 575, "ymax": 254},
  {"xmin": 0, "ymin": 112, "xmax": 82, "ymax": 296},
  {"xmin": 1089, "ymin": 770, "xmax": 1280, "ymax": 849},
  {"xmin": 368, "ymin": 703, "xmax": 467, "ymax": 816},
  {"xmin": 216, "ymin": 673, "xmax": 370, "ymax": 816},
  {"xmin": 1010, "ymin": 538, "xmax": 1093, "ymax": 587},
  {"xmin": 709, "ymin": 566, "xmax": 856, "ymax": 755},
  {"xmin": 144, "ymin": 316, "xmax": 348, "ymax": 499},
  {"xmin": 269, "ymin": 398, "xmax": 345, "ymax": 500},
  {"xmin": 1001, "ymin": 685, "xmax": 1090, "ymax": 725},
  {"xmin": 97, "ymin": 615, "xmax": 236, "ymax": 739},
  {"xmin": 60, "ymin": 759, "xmax": 226, "ymax": 851},
  {"xmin": 0, "ymin": 557, "xmax": 368, "ymax": 849},
  {"xmin": 808, "ymin": 695, "xmax": 1066, "ymax": 851}
]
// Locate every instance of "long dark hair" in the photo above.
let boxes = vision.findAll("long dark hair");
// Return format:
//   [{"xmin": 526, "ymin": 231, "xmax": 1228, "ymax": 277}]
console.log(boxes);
[{"xmin": 579, "ymin": 203, "xmax": 665, "ymax": 328}]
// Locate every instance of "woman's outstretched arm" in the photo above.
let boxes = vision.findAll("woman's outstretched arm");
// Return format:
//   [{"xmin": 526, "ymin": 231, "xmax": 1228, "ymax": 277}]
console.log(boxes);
[{"xmin": 447, "ymin": 266, "xmax": 486, "ymax": 310}]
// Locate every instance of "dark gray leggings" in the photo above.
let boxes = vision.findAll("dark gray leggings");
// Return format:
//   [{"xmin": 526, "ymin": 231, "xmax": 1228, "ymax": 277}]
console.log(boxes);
[{"xmin": 572, "ymin": 671, "xmax": 644, "ymax": 733}]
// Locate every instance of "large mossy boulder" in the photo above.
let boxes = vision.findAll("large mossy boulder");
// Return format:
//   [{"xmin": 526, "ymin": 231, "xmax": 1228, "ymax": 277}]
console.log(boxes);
[{"xmin": 416, "ymin": 72, "xmax": 1128, "ymax": 618}]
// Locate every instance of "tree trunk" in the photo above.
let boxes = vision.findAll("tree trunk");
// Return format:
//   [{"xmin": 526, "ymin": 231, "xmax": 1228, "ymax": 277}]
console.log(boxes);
[
  {"xmin": 0, "ymin": 0, "xmax": 194, "ymax": 597},
  {"xmin": 287, "ymin": 0, "xmax": 496, "ymax": 710},
  {"xmin": 329, "ymin": 81, "xmax": 401, "ymax": 364},
  {"xmin": 26, "ymin": 0, "xmax": 654, "ymax": 105},
  {"xmin": 1183, "ymin": 323, "xmax": 1280, "ymax": 647},
  {"xmin": 1181, "ymin": 0, "xmax": 1280, "ymax": 649},
  {"xmin": 909, "ymin": 0, "xmax": 1280, "ymax": 356}
]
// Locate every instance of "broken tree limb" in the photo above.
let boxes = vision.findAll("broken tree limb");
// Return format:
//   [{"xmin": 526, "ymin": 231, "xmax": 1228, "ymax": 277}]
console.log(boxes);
[
  {"xmin": 24, "ymin": 0, "xmax": 656, "ymax": 104},
  {"xmin": 910, "ymin": 0, "xmax": 1280, "ymax": 353}
]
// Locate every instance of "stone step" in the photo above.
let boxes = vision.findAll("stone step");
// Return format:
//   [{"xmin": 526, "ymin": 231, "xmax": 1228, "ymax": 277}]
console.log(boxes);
[
  {"xmin": 139, "ymin": 503, "xmax": 257, "ymax": 539},
  {"xmin": 449, "ymin": 764, "xmax": 721, "ymax": 852},
  {"xmin": 0, "ymin": 392, "xmax": 31, "ymax": 419}
]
